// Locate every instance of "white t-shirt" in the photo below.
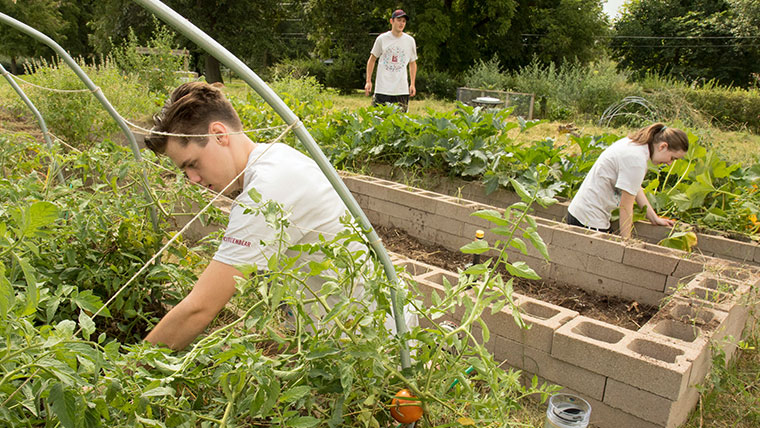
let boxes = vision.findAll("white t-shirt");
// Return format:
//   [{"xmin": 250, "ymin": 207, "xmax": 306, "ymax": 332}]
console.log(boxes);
[
  {"xmin": 568, "ymin": 138, "xmax": 650, "ymax": 229},
  {"xmin": 214, "ymin": 143, "xmax": 362, "ymax": 268},
  {"xmin": 370, "ymin": 31, "xmax": 417, "ymax": 96},
  {"xmin": 213, "ymin": 143, "xmax": 417, "ymax": 332}
]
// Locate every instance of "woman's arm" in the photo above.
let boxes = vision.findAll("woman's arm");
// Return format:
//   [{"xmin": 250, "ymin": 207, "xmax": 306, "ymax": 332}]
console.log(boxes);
[
  {"xmin": 619, "ymin": 191, "xmax": 637, "ymax": 239},
  {"xmin": 636, "ymin": 188, "xmax": 675, "ymax": 227}
]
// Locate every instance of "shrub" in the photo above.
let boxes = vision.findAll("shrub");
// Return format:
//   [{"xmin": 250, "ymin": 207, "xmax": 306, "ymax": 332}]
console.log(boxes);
[
  {"xmin": 15, "ymin": 57, "xmax": 155, "ymax": 147},
  {"xmin": 325, "ymin": 52, "xmax": 365, "ymax": 95},
  {"xmin": 110, "ymin": 21, "xmax": 185, "ymax": 96},
  {"xmin": 415, "ymin": 68, "xmax": 460, "ymax": 100},
  {"xmin": 270, "ymin": 57, "xmax": 328, "ymax": 86},
  {"xmin": 461, "ymin": 56, "xmax": 510, "ymax": 91}
]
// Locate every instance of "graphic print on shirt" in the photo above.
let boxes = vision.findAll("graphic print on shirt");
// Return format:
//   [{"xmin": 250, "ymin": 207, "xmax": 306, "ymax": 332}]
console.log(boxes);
[{"xmin": 380, "ymin": 46, "xmax": 407, "ymax": 73}]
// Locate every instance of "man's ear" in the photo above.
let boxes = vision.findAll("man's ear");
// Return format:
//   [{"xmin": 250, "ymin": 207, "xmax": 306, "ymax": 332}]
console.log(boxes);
[{"xmin": 209, "ymin": 121, "xmax": 229, "ymax": 145}]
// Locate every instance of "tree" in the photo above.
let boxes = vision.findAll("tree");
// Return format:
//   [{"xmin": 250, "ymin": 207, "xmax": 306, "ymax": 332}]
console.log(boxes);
[
  {"xmin": 0, "ymin": 0, "xmax": 64, "ymax": 73},
  {"xmin": 611, "ymin": 0, "xmax": 759, "ymax": 87},
  {"xmin": 499, "ymin": 0, "xmax": 610, "ymax": 69},
  {"xmin": 91, "ymin": 0, "xmax": 287, "ymax": 83}
]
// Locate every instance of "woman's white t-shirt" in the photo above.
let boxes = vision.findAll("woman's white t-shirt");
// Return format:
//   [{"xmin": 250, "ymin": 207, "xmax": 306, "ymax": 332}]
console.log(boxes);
[{"xmin": 568, "ymin": 138, "xmax": 650, "ymax": 229}]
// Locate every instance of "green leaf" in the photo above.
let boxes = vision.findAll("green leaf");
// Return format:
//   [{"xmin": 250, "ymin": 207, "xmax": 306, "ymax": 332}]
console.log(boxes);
[
  {"xmin": 248, "ymin": 187, "xmax": 263, "ymax": 203},
  {"xmin": 524, "ymin": 229, "xmax": 549, "ymax": 260},
  {"xmin": 460, "ymin": 240, "xmax": 489, "ymax": 254},
  {"xmin": 23, "ymin": 201, "xmax": 59, "ymax": 238},
  {"xmin": 280, "ymin": 385, "xmax": 311, "ymax": 404},
  {"xmin": 79, "ymin": 311, "xmax": 96, "ymax": 339},
  {"xmin": 477, "ymin": 317, "xmax": 490, "ymax": 343},
  {"xmin": 504, "ymin": 261, "xmax": 540, "ymax": 280},
  {"xmin": 0, "ymin": 264, "xmax": 14, "ymax": 319},
  {"xmin": 471, "ymin": 209, "xmax": 508, "ymax": 226},
  {"xmin": 509, "ymin": 238, "xmax": 528, "ymax": 255},
  {"xmin": 14, "ymin": 254, "xmax": 37, "ymax": 289},
  {"xmin": 49, "ymin": 383, "xmax": 77, "ymax": 428},
  {"xmin": 510, "ymin": 178, "xmax": 533, "ymax": 203},
  {"xmin": 286, "ymin": 416, "xmax": 320, "ymax": 428},
  {"xmin": 141, "ymin": 386, "xmax": 176, "ymax": 398},
  {"xmin": 462, "ymin": 264, "xmax": 487, "ymax": 275}
]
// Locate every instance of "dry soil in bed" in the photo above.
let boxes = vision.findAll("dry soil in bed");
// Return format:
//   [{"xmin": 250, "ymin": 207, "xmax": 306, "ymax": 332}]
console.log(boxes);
[{"xmin": 377, "ymin": 225, "xmax": 657, "ymax": 331}]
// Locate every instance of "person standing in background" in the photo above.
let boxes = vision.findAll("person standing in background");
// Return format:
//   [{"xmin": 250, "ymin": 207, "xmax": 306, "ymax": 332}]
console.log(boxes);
[{"xmin": 365, "ymin": 9, "xmax": 417, "ymax": 112}]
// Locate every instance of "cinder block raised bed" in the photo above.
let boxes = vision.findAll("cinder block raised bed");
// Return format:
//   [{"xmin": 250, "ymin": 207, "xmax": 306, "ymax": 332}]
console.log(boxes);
[
  {"xmin": 355, "ymin": 167, "xmax": 760, "ymax": 266},
  {"xmin": 342, "ymin": 172, "xmax": 760, "ymax": 428},
  {"xmin": 177, "ymin": 172, "xmax": 758, "ymax": 428}
]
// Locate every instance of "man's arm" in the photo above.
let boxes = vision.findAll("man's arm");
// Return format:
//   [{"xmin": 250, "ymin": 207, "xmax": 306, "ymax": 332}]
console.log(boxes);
[
  {"xmin": 145, "ymin": 260, "xmax": 240, "ymax": 350},
  {"xmin": 365, "ymin": 55, "xmax": 377, "ymax": 96},
  {"xmin": 408, "ymin": 61, "xmax": 417, "ymax": 97}
]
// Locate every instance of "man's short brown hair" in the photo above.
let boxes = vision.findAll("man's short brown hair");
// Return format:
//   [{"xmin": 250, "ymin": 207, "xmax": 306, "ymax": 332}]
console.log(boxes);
[{"xmin": 145, "ymin": 82, "xmax": 243, "ymax": 154}]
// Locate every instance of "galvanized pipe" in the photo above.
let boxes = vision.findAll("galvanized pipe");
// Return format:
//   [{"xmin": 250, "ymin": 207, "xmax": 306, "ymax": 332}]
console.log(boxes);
[
  {"xmin": 133, "ymin": 0, "xmax": 412, "ymax": 368},
  {"xmin": 0, "ymin": 12, "xmax": 158, "ymax": 229},
  {"xmin": 0, "ymin": 62, "xmax": 65, "ymax": 184}
]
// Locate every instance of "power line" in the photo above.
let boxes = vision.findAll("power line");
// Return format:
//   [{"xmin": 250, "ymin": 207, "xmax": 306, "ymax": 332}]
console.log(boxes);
[{"xmin": 521, "ymin": 33, "xmax": 760, "ymax": 40}]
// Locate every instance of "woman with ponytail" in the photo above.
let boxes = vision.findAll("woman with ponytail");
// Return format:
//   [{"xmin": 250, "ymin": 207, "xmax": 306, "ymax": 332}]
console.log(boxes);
[{"xmin": 566, "ymin": 123, "xmax": 689, "ymax": 239}]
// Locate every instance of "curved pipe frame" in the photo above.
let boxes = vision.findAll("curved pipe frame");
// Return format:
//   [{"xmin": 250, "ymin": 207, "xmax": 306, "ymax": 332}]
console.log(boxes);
[
  {"xmin": 132, "ymin": 0, "xmax": 412, "ymax": 368},
  {"xmin": 0, "ymin": 62, "xmax": 65, "ymax": 184}
]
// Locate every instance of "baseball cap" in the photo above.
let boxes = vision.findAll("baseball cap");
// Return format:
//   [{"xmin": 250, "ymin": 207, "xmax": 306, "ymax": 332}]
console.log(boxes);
[{"xmin": 391, "ymin": 9, "xmax": 408, "ymax": 20}]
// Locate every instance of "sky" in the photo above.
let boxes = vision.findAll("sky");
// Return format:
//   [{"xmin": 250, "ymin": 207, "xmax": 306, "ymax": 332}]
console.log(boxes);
[{"xmin": 603, "ymin": 0, "xmax": 626, "ymax": 20}]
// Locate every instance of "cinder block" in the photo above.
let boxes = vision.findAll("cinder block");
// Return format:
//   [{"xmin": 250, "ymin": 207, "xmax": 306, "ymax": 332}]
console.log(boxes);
[
  {"xmin": 434, "ymin": 197, "xmax": 480, "ymax": 221},
  {"xmin": 556, "ymin": 387, "xmax": 661, "ymax": 428},
  {"xmin": 427, "ymin": 213, "xmax": 465, "ymax": 238},
  {"xmin": 433, "ymin": 230, "xmax": 473, "ymax": 253},
  {"xmin": 480, "ymin": 293, "xmax": 577, "ymax": 353},
  {"xmin": 549, "ymin": 245, "xmax": 591, "ymax": 270},
  {"xmin": 616, "ymin": 285, "xmax": 666, "ymax": 307},
  {"xmin": 672, "ymin": 257, "xmax": 705, "ymax": 279},
  {"xmin": 697, "ymin": 233, "xmax": 756, "ymax": 263},
  {"xmin": 638, "ymin": 297, "xmax": 729, "ymax": 385},
  {"xmin": 521, "ymin": 346, "xmax": 607, "ymax": 401},
  {"xmin": 603, "ymin": 378, "xmax": 700, "ymax": 427},
  {"xmin": 623, "ymin": 244, "xmax": 679, "ymax": 275},
  {"xmin": 388, "ymin": 186, "xmax": 441, "ymax": 211},
  {"xmin": 552, "ymin": 226, "xmax": 625, "ymax": 263},
  {"xmin": 587, "ymin": 257, "xmax": 668, "ymax": 292},
  {"xmin": 552, "ymin": 263, "xmax": 624, "ymax": 298},
  {"xmin": 552, "ymin": 316, "xmax": 695, "ymax": 399}
]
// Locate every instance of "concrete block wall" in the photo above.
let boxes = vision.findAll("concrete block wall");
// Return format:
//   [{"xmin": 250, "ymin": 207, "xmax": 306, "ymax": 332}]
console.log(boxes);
[
  {"xmin": 349, "ymin": 169, "xmax": 760, "ymax": 266},
  {"xmin": 341, "ymin": 173, "xmax": 759, "ymax": 308},
  {"xmin": 395, "ymin": 255, "xmax": 757, "ymax": 428}
]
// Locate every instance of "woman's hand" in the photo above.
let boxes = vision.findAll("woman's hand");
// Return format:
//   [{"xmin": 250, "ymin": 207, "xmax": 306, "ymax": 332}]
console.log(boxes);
[{"xmin": 650, "ymin": 214, "xmax": 675, "ymax": 227}]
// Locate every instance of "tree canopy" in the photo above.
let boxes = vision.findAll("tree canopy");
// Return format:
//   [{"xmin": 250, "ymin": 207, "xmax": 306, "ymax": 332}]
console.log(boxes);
[{"xmin": 611, "ymin": 0, "xmax": 760, "ymax": 87}]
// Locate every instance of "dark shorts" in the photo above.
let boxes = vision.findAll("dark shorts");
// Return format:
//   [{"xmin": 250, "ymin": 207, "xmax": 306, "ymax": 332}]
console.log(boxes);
[
  {"xmin": 372, "ymin": 93, "xmax": 409, "ymax": 112},
  {"xmin": 565, "ymin": 212, "xmax": 612, "ymax": 233}
]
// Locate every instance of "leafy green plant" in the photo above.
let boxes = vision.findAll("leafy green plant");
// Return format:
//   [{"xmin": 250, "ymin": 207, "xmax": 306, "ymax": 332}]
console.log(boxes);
[{"xmin": 0, "ymin": 110, "xmax": 559, "ymax": 426}]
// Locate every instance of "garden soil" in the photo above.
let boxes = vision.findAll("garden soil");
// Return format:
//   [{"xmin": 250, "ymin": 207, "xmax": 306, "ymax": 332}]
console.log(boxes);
[{"xmin": 376, "ymin": 225, "xmax": 657, "ymax": 331}]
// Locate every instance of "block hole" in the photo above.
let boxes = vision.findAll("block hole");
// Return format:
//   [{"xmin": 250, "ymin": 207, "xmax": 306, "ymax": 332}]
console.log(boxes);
[
  {"xmin": 690, "ymin": 286, "xmax": 731, "ymax": 304},
  {"xmin": 520, "ymin": 301, "xmax": 560, "ymax": 320},
  {"xmin": 627, "ymin": 338, "xmax": 684, "ymax": 363},
  {"xmin": 571, "ymin": 321, "xmax": 624, "ymax": 344},
  {"xmin": 652, "ymin": 320, "xmax": 699, "ymax": 342},
  {"xmin": 424, "ymin": 271, "xmax": 459, "ymax": 286},
  {"xmin": 670, "ymin": 304, "xmax": 714, "ymax": 325},
  {"xmin": 702, "ymin": 277, "xmax": 738, "ymax": 292},
  {"xmin": 396, "ymin": 262, "xmax": 432, "ymax": 277}
]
